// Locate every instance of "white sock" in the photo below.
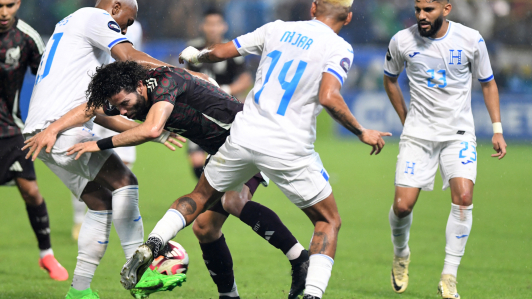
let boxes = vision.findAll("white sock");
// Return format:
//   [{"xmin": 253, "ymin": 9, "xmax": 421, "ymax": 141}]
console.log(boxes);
[
  {"xmin": 112, "ymin": 185, "xmax": 144, "ymax": 260},
  {"xmin": 148, "ymin": 209, "xmax": 186, "ymax": 245},
  {"xmin": 39, "ymin": 248, "xmax": 54, "ymax": 259},
  {"xmin": 389, "ymin": 206, "xmax": 412, "ymax": 257},
  {"xmin": 73, "ymin": 210, "xmax": 112, "ymax": 291},
  {"xmin": 286, "ymin": 243, "xmax": 305, "ymax": 260},
  {"xmin": 219, "ymin": 281, "xmax": 239, "ymax": 298},
  {"xmin": 304, "ymin": 254, "xmax": 334, "ymax": 298},
  {"xmin": 72, "ymin": 193, "xmax": 87, "ymax": 225},
  {"xmin": 442, "ymin": 203, "xmax": 473, "ymax": 278}
]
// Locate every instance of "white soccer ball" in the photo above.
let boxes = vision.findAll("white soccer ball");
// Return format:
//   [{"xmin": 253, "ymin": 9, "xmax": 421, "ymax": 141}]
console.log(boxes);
[{"xmin": 149, "ymin": 241, "xmax": 189, "ymax": 275}]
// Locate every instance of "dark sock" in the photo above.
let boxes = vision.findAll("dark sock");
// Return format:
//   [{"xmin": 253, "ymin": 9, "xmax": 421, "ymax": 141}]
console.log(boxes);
[
  {"xmin": 239, "ymin": 201, "xmax": 298, "ymax": 254},
  {"xmin": 145, "ymin": 236, "xmax": 164, "ymax": 258},
  {"xmin": 26, "ymin": 199, "xmax": 51, "ymax": 250},
  {"xmin": 193, "ymin": 166, "xmax": 204, "ymax": 180},
  {"xmin": 199, "ymin": 234, "xmax": 235, "ymax": 293}
]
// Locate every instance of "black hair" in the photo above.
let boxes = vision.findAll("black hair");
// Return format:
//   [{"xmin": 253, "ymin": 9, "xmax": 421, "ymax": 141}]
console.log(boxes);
[
  {"xmin": 86, "ymin": 60, "xmax": 149, "ymax": 110},
  {"xmin": 203, "ymin": 7, "xmax": 224, "ymax": 18}
]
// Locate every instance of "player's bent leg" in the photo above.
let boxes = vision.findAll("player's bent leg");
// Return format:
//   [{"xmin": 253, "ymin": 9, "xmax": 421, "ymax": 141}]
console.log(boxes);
[
  {"xmin": 122, "ymin": 174, "xmax": 225, "ymax": 290},
  {"xmin": 194, "ymin": 211, "xmax": 239, "ymax": 299},
  {"xmin": 15, "ymin": 177, "xmax": 69, "ymax": 281},
  {"xmin": 94, "ymin": 153, "xmax": 143, "ymax": 259},
  {"xmin": 72, "ymin": 194, "xmax": 87, "ymax": 240},
  {"xmin": 438, "ymin": 178, "xmax": 474, "ymax": 299},
  {"xmin": 70, "ymin": 182, "xmax": 113, "ymax": 294},
  {"xmin": 389, "ymin": 186, "xmax": 420, "ymax": 293},
  {"xmin": 300, "ymin": 191, "xmax": 340, "ymax": 299}
]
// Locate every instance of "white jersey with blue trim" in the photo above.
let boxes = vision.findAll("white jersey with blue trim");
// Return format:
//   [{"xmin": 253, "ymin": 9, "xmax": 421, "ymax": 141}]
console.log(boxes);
[
  {"xmin": 229, "ymin": 19, "xmax": 353, "ymax": 159},
  {"xmin": 384, "ymin": 21, "xmax": 494, "ymax": 142},
  {"xmin": 23, "ymin": 7, "xmax": 130, "ymax": 134}
]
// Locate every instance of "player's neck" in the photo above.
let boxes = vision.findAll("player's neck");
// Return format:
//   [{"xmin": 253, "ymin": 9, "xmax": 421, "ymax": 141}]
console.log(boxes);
[
  {"xmin": 314, "ymin": 17, "xmax": 343, "ymax": 34},
  {"xmin": 431, "ymin": 20, "xmax": 449, "ymax": 39}
]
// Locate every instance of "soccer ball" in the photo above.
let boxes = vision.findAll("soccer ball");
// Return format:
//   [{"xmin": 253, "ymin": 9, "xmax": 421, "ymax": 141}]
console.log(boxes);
[{"xmin": 149, "ymin": 241, "xmax": 189, "ymax": 275}]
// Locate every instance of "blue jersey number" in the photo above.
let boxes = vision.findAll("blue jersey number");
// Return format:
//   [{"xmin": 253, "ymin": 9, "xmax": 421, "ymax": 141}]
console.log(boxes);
[
  {"xmin": 427, "ymin": 69, "xmax": 447, "ymax": 88},
  {"xmin": 36, "ymin": 32, "xmax": 64, "ymax": 85},
  {"xmin": 254, "ymin": 50, "xmax": 308, "ymax": 116}
]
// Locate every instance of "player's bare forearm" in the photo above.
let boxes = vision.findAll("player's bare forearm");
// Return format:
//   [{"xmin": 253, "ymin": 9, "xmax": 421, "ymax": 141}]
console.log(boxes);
[
  {"xmin": 112, "ymin": 42, "xmax": 174, "ymax": 69},
  {"xmin": 384, "ymin": 75, "xmax": 407, "ymax": 125},
  {"xmin": 94, "ymin": 115, "xmax": 140, "ymax": 133},
  {"xmin": 324, "ymin": 104, "xmax": 363, "ymax": 136},
  {"xmin": 481, "ymin": 79, "xmax": 501, "ymax": 123},
  {"xmin": 198, "ymin": 42, "xmax": 240, "ymax": 63},
  {"xmin": 48, "ymin": 103, "xmax": 95, "ymax": 135}
]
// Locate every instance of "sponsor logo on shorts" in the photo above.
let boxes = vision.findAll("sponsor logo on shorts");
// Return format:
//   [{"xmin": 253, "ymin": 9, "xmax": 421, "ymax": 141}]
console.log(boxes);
[
  {"xmin": 457, "ymin": 130, "xmax": 466, "ymax": 135},
  {"xmin": 9, "ymin": 161, "xmax": 23, "ymax": 172},
  {"xmin": 108, "ymin": 21, "xmax": 121, "ymax": 33}
]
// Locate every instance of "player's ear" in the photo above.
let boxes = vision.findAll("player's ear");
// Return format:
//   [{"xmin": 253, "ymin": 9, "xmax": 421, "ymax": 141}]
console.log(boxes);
[
  {"xmin": 112, "ymin": 2, "xmax": 121, "ymax": 16},
  {"xmin": 344, "ymin": 12, "xmax": 353, "ymax": 26},
  {"xmin": 443, "ymin": 3, "xmax": 452, "ymax": 17},
  {"xmin": 137, "ymin": 80, "xmax": 144, "ymax": 93},
  {"xmin": 310, "ymin": 1, "xmax": 318, "ymax": 18}
]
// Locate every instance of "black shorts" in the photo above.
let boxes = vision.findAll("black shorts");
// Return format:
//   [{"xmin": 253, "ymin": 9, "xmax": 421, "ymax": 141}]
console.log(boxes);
[
  {"xmin": 0, "ymin": 135, "xmax": 36, "ymax": 185},
  {"xmin": 205, "ymin": 154, "xmax": 265, "ymax": 216}
]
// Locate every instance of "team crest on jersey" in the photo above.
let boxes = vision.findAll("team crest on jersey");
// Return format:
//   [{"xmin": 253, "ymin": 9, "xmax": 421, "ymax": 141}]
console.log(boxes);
[
  {"xmin": 108, "ymin": 21, "xmax": 121, "ymax": 33},
  {"xmin": 340, "ymin": 58, "xmax": 351, "ymax": 73},
  {"xmin": 5, "ymin": 46, "xmax": 21, "ymax": 67}
]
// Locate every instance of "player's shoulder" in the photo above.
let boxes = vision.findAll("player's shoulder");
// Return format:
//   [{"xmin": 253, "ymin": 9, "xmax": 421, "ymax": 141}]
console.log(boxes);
[
  {"xmin": 15, "ymin": 19, "xmax": 45, "ymax": 53},
  {"xmin": 392, "ymin": 24, "xmax": 418, "ymax": 44},
  {"xmin": 449, "ymin": 21, "xmax": 483, "ymax": 43}
]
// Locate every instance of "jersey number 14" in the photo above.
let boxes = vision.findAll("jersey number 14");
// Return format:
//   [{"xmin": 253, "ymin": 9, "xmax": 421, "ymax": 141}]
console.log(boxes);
[{"xmin": 254, "ymin": 50, "xmax": 308, "ymax": 116}]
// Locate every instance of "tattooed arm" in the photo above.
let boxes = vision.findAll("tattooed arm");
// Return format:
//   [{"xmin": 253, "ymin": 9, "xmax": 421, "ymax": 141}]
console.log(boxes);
[
  {"xmin": 179, "ymin": 42, "xmax": 241, "ymax": 65},
  {"xmin": 319, "ymin": 73, "xmax": 392, "ymax": 155}
]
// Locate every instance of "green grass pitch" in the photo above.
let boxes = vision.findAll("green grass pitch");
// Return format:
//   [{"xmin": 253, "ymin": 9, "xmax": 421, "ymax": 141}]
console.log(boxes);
[{"xmin": 1, "ymin": 118, "xmax": 531, "ymax": 298}]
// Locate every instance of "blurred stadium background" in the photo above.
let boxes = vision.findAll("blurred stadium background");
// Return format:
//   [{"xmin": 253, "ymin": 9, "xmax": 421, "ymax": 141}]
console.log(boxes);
[{"xmin": 1, "ymin": 0, "xmax": 531, "ymax": 298}]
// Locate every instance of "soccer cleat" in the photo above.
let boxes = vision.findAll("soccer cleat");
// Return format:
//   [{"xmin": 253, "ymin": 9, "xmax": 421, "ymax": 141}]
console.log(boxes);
[
  {"xmin": 129, "ymin": 268, "xmax": 186, "ymax": 299},
  {"xmin": 438, "ymin": 274, "xmax": 460, "ymax": 299},
  {"xmin": 39, "ymin": 254, "xmax": 69, "ymax": 281},
  {"xmin": 391, "ymin": 254, "xmax": 410, "ymax": 293},
  {"xmin": 302, "ymin": 295, "xmax": 320, "ymax": 299},
  {"xmin": 72, "ymin": 223, "xmax": 82, "ymax": 240},
  {"xmin": 288, "ymin": 250, "xmax": 310, "ymax": 299},
  {"xmin": 65, "ymin": 287, "xmax": 100, "ymax": 299},
  {"xmin": 121, "ymin": 244, "xmax": 154, "ymax": 290}
]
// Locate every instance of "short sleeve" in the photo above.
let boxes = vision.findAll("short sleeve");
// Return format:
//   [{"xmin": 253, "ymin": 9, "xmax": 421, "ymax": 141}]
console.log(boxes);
[
  {"xmin": 233, "ymin": 21, "xmax": 279, "ymax": 56},
  {"xmin": 383, "ymin": 35, "xmax": 405, "ymax": 78},
  {"xmin": 473, "ymin": 35, "xmax": 494, "ymax": 83},
  {"xmin": 323, "ymin": 42, "xmax": 354, "ymax": 86},
  {"xmin": 103, "ymin": 102, "xmax": 120, "ymax": 116},
  {"xmin": 16, "ymin": 20, "xmax": 45, "ymax": 75},
  {"xmin": 84, "ymin": 11, "xmax": 130, "ymax": 54}
]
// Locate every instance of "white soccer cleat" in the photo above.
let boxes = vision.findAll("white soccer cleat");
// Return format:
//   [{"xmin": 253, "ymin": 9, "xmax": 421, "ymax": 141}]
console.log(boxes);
[
  {"xmin": 438, "ymin": 274, "xmax": 460, "ymax": 299},
  {"xmin": 179, "ymin": 46, "xmax": 201, "ymax": 66},
  {"xmin": 391, "ymin": 254, "xmax": 410, "ymax": 293},
  {"xmin": 120, "ymin": 244, "xmax": 153, "ymax": 290}
]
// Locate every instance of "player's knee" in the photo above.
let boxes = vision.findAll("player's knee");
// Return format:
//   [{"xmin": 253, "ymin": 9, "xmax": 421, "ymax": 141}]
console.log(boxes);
[
  {"xmin": 192, "ymin": 219, "xmax": 221, "ymax": 243},
  {"xmin": 456, "ymin": 191, "xmax": 473, "ymax": 206},
  {"xmin": 19, "ymin": 183, "xmax": 42, "ymax": 206},
  {"xmin": 394, "ymin": 204, "xmax": 413, "ymax": 218}
]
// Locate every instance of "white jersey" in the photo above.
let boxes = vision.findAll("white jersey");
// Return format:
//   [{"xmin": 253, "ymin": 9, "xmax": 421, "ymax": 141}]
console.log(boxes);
[
  {"xmin": 23, "ymin": 7, "xmax": 130, "ymax": 134},
  {"xmin": 384, "ymin": 21, "xmax": 494, "ymax": 142},
  {"xmin": 230, "ymin": 20, "xmax": 353, "ymax": 159}
]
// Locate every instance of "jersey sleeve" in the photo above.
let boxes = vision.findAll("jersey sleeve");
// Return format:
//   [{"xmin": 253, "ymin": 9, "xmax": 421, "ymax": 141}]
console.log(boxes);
[
  {"xmin": 383, "ymin": 35, "xmax": 405, "ymax": 78},
  {"xmin": 17, "ymin": 20, "xmax": 45, "ymax": 75},
  {"xmin": 473, "ymin": 34, "xmax": 494, "ymax": 83},
  {"xmin": 28, "ymin": 36, "xmax": 44, "ymax": 75},
  {"xmin": 323, "ymin": 41, "xmax": 354, "ymax": 86},
  {"xmin": 233, "ymin": 21, "xmax": 279, "ymax": 56},
  {"xmin": 84, "ymin": 11, "xmax": 130, "ymax": 54}
]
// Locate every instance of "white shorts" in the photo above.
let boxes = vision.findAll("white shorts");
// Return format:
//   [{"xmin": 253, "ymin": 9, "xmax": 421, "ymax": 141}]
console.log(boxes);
[
  {"xmin": 204, "ymin": 136, "xmax": 332, "ymax": 209},
  {"xmin": 395, "ymin": 135, "xmax": 477, "ymax": 191},
  {"xmin": 27, "ymin": 127, "xmax": 113, "ymax": 199},
  {"xmin": 92, "ymin": 124, "xmax": 136, "ymax": 164}
]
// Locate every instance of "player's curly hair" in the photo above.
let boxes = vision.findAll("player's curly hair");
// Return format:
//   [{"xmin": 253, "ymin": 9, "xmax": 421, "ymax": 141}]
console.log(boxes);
[{"xmin": 86, "ymin": 60, "xmax": 149, "ymax": 110}]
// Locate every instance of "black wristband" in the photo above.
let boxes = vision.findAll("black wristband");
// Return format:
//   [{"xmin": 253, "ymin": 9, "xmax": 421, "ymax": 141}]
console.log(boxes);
[{"xmin": 96, "ymin": 137, "xmax": 114, "ymax": 150}]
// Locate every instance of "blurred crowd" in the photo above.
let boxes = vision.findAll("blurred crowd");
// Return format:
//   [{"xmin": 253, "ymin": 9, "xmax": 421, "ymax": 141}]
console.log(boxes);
[{"xmin": 17, "ymin": 0, "xmax": 532, "ymax": 93}]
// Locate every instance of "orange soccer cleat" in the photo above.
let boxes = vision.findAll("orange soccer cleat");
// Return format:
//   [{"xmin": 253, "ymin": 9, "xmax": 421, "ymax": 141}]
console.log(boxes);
[{"xmin": 39, "ymin": 254, "xmax": 69, "ymax": 281}]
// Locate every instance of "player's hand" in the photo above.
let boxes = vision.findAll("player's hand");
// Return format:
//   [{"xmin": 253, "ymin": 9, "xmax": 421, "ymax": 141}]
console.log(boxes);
[
  {"xmin": 66, "ymin": 141, "xmax": 100, "ymax": 160},
  {"xmin": 22, "ymin": 129, "xmax": 58, "ymax": 161},
  {"xmin": 163, "ymin": 133, "xmax": 187, "ymax": 151},
  {"xmin": 491, "ymin": 133, "xmax": 507, "ymax": 160},
  {"xmin": 358, "ymin": 129, "xmax": 393, "ymax": 155},
  {"xmin": 179, "ymin": 46, "xmax": 201, "ymax": 65}
]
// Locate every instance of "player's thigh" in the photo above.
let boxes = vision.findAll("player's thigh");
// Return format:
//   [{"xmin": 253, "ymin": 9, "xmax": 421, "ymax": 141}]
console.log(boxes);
[
  {"xmin": 439, "ymin": 139, "xmax": 477, "ymax": 191},
  {"xmin": 395, "ymin": 136, "xmax": 440, "ymax": 191},
  {"xmin": 256, "ymin": 151, "xmax": 332, "ymax": 210},
  {"xmin": 80, "ymin": 181, "xmax": 113, "ymax": 211},
  {"xmin": 35, "ymin": 127, "xmax": 113, "ymax": 183},
  {"xmin": 93, "ymin": 152, "xmax": 137, "ymax": 191},
  {"xmin": 203, "ymin": 136, "xmax": 259, "ymax": 193},
  {"xmin": 0, "ymin": 135, "xmax": 37, "ymax": 186}
]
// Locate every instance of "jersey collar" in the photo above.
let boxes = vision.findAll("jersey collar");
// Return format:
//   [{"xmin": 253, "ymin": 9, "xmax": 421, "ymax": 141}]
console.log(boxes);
[
  {"xmin": 311, "ymin": 19, "xmax": 334, "ymax": 33},
  {"xmin": 427, "ymin": 21, "xmax": 452, "ymax": 41}
]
